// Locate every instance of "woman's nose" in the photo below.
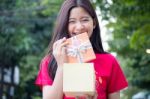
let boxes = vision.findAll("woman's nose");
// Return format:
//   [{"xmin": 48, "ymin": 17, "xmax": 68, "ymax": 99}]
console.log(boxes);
[{"xmin": 75, "ymin": 21, "xmax": 84, "ymax": 32}]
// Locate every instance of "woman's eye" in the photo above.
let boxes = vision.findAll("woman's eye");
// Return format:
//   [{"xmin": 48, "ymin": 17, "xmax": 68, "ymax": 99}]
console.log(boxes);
[
  {"xmin": 69, "ymin": 20, "xmax": 75, "ymax": 24},
  {"xmin": 82, "ymin": 19, "xmax": 89, "ymax": 22}
]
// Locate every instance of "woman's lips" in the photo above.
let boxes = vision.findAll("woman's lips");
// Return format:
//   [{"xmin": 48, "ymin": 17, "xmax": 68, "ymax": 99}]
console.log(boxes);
[{"xmin": 71, "ymin": 32, "xmax": 87, "ymax": 36}]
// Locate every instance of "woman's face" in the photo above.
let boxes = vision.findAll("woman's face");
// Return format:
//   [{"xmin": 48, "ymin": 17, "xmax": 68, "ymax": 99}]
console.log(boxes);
[{"xmin": 68, "ymin": 7, "xmax": 96, "ymax": 37}]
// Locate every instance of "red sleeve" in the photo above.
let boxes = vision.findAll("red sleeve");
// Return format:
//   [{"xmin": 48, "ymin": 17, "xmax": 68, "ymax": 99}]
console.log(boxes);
[
  {"xmin": 35, "ymin": 55, "xmax": 53, "ymax": 88},
  {"xmin": 107, "ymin": 57, "xmax": 128, "ymax": 93}
]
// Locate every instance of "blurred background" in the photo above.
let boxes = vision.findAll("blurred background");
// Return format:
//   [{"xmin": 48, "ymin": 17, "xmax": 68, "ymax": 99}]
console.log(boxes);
[{"xmin": 0, "ymin": 0, "xmax": 150, "ymax": 99}]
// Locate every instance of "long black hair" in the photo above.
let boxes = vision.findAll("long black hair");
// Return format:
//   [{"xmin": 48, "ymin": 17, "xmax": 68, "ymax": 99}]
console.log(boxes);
[{"xmin": 48, "ymin": 0, "xmax": 105, "ymax": 80}]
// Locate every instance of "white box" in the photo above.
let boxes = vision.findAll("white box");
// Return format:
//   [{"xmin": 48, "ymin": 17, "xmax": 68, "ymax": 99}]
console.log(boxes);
[{"xmin": 63, "ymin": 63, "xmax": 95, "ymax": 97}]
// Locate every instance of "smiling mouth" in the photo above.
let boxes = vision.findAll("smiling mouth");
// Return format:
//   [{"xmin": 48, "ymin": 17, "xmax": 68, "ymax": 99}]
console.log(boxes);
[
  {"xmin": 71, "ymin": 33, "xmax": 77, "ymax": 37},
  {"xmin": 71, "ymin": 32, "xmax": 87, "ymax": 36}
]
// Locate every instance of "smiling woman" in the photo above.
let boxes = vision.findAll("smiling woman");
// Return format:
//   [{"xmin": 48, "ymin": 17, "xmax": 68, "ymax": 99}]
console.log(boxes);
[
  {"xmin": 68, "ymin": 7, "xmax": 95, "ymax": 37},
  {"xmin": 35, "ymin": 0, "xmax": 128, "ymax": 99}
]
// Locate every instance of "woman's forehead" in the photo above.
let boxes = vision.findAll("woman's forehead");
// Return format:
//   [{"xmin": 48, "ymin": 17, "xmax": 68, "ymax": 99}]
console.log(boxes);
[{"xmin": 69, "ymin": 7, "xmax": 91, "ymax": 18}]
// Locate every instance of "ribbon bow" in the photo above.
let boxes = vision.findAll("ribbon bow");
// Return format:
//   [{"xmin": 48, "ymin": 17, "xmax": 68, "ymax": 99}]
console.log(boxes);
[{"xmin": 66, "ymin": 36, "xmax": 92, "ymax": 63}]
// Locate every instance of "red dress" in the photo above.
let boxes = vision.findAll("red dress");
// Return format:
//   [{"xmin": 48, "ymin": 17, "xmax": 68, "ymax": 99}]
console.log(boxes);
[{"xmin": 35, "ymin": 53, "xmax": 128, "ymax": 99}]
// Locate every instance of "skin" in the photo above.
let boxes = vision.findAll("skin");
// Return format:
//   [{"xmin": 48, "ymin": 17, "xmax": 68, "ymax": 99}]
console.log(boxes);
[
  {"xmin": 68, "ymin": 7, "xmax": 95, "ymax": 37},
  {"xmin": 42, "ymin": 7, "xmax": 120, "ymax": 99}
]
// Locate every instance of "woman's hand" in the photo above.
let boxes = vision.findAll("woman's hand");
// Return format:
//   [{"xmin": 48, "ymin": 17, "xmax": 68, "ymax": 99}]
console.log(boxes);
[
  {"xmin": 53, "ymin": 37, "xmax": 68, "ymax": 67},
  {"xmin": 75, "ymin": 93, "xmax": 97, "ymax": 99}
]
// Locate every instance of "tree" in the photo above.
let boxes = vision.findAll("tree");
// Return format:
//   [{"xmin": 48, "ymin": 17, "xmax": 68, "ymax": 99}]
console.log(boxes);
[
  {"xmin": 0, "ymin": 0, "xmax": 63, "ymax": 98},
  {"xmin": 95, "ymin": 0, "xmax": 150, "ymax": 98}
]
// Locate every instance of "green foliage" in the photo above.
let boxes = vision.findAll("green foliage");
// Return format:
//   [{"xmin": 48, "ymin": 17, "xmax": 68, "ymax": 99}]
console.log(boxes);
[
  {"xmin": 95, "ymin": 0, "xmax": 150, "ymax": 98},
  {"xmin": 0, "ymin": 0, "xmax": 62, "ymax": 98},
  {"xmin": 130, "ymin": 24, "xmax": 150, "ymax": 50}
]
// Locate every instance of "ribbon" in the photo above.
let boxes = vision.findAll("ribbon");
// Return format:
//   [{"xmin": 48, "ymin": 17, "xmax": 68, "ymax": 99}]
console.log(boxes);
[{"xmin": 66, "ymin": 36, "xmax": 92, "ymax": 63}]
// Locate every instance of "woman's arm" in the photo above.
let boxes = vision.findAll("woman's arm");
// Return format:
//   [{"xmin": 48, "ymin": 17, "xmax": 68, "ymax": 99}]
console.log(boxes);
[
  {"xmin": 108, "ymin": 91, "xmax": 120, "ymax": 99},
  {"xmin": 42, "ymin": 67, "xmax": 63, "ymax": 99},
  {"xmin": 42, "ymin": 37, "xmax": 68, "ymax": 99}
]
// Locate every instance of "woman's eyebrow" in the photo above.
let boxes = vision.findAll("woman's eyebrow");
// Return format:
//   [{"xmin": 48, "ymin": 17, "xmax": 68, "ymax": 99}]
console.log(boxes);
[
  {"xmin": 82, "ymin": 16, "xmax": 90, "ymax": 19},
  {"xmin": 69, "ymin": 16, "xmax": 90, "ymax": 19},
  {"xmin": 69, "ymin": 18, "xmax": 75, "ymax": 20},
  {"xmin": 81, "ymin": 16, "xmax": 91, "ymax": 19}
]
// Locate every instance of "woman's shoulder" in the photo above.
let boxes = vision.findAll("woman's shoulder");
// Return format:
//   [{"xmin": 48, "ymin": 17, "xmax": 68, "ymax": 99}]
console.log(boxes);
[
  {"xmin": 95, "ymin": 52, "xmax": 116, "ymax": 61},
  {"xmin": 41, "ymin": 54, "xmax": 51, "ymax": 62},
  {"xmin": 40, "ymin": 54, "xmax": 51, "ymax": 68}
]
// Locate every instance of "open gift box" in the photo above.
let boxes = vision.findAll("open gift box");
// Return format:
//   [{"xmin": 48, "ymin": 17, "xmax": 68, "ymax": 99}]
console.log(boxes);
[
  {"xmin": 66, "ymin": 32, "xmax": 96, "ymax": 63},
  {"xmin": 63, "ymin": 33, "xmax": 96, "ymax": 97},
  {"xmin": 63, "ymin": 63, "xmax": 95, "ymax": 97}
]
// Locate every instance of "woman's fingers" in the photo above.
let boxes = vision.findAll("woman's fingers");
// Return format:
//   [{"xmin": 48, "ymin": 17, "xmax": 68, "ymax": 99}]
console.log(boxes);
[
  {"xmin": 53, "ymin": 37, "xmax": 65, "ymax": 50},
  {"xmin": 53, "ymin": 37, "xmax": 68, "ymax": 54},
  {"xmin": 75, "ymin": 95, "xmax": 91, "ymax": 99},
  {"xmin": 75, "ymin": 93, "xmax": 97, "ymax": 99},
  {"xmin": 75, "ymin": 96, "xmax": 80, "ymax": 99},
  {"xmin": 52, "ymin": 37, "xmax": 69, "ymax": 66}
]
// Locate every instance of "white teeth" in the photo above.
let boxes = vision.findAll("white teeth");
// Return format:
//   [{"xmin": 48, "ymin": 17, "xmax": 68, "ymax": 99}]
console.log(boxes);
[
  {"xmin": 71, "ymin": 32, "xmax": 86, "ymax": 36},
  {"xmin": 71, "ymin": 33, "xmax": 76, "ymax": 36}
]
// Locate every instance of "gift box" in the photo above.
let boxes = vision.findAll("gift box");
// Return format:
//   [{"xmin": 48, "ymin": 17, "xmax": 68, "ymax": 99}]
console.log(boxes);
[
  {"xmin": 63, "ymin": 63, "xmax": 95, "ymax": 97},
  {"xmin": 66, "ymin": 33, "xmax": 96, "ymax": 63}
]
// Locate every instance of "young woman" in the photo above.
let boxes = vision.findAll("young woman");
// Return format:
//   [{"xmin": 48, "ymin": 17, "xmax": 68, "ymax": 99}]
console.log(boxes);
[{"xmin": 35, "ymin": 0, "xmax": 128, "ymax": 99}]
